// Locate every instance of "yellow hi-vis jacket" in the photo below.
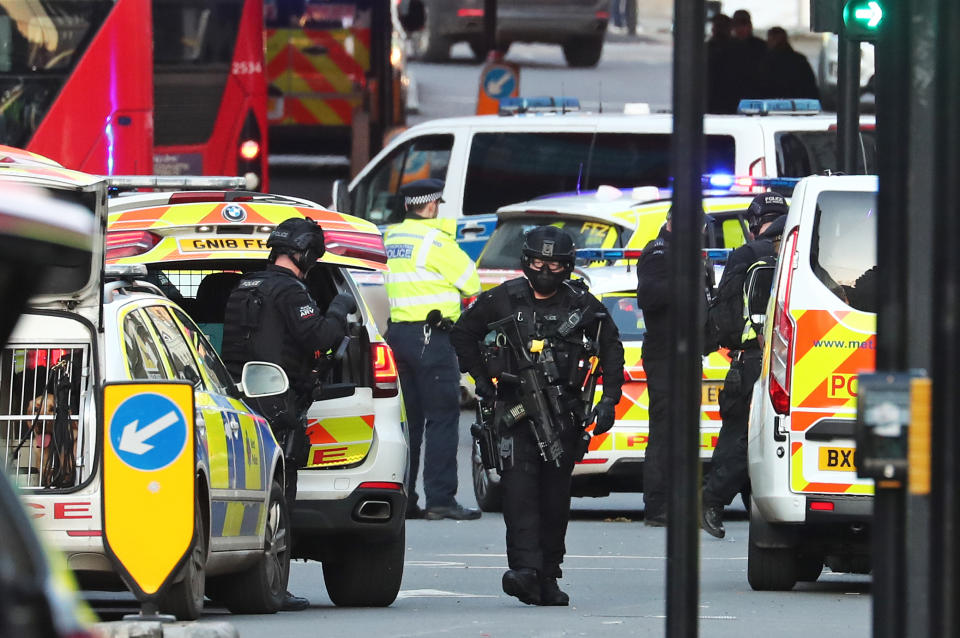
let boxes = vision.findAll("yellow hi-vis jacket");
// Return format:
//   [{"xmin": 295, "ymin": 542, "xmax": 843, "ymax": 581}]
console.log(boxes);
[{"xmin": 383, "ymin": 217, "xmax": 480, "ymax": 322}]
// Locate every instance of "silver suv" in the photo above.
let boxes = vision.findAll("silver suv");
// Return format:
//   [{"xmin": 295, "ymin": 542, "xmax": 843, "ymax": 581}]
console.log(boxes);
[{"xmin": 413, "ymin": 0, "xmax": 608, "ymax": 67}]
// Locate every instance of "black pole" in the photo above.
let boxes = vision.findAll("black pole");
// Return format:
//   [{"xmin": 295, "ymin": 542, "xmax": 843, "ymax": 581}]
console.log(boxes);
[
  {"xmin": 932, "ymin": 0, "xmax": 960, "ymax": 633},
  {"xmin": 837, "ymin": 33, "xmax": 861, "ymax": 173},
  {"xmin": 668, "ymin": 0, "xmax": 704, "ymax": 636},
  {"xmin": 483, "ymin": 0, "xmax": 497, "ymax": 56}
]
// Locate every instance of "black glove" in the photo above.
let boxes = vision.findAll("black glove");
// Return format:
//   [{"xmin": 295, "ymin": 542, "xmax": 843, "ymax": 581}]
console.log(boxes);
[
  {"xmin": 590, "ymin": 396, "xmax": 618, "ymax": 435},
  {"xmin": 327, "ymin": 293, "xmax": 358, "ymax": 321},
  {"xmin": 473, "ymin": 375, "xmax": 497, "ymax": 401}
]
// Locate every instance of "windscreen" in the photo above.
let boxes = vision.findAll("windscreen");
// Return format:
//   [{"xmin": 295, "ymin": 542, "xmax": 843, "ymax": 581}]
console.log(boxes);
[
  {"xmin": 153, "ymin": 0, "xmax": 244, "ymax": 146},
  {"xmin": 478, "ymin": 217, "xmax": 625, "ymax": 270},
  {"xmin": 776, "ymin": 130, "xmax": 878, "ymax": 177},
  {"xmin": 0, "ymin": 0, "xmax": 114, "ymax": 148},
  {"xmin": 601, "ymin": 293, "xmax": 645, "ymax": 342},
  {"xmin": 810, "ymin": 190, "xmax": 877, "ymax": 313}
]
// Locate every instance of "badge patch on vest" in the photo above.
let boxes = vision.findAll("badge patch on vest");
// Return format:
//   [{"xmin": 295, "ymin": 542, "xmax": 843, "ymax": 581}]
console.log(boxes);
[
  {"xmin": 299, "ymin": 304, "xmax": 316, "ymax": 318},
  {"xmin": 541, "ymin": 240, "xmax": 555, "ymax": 257},
  {"xmin": 240, "ymin": 279, "xmax": 262, "ymax": 288},
  {"xmin": 387, "ymin": 244, "xmax": 414, "ymax": 259}
]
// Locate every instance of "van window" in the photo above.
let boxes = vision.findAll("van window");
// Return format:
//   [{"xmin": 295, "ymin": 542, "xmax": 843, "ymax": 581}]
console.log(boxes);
[
  {"xmin": 463, "ymin": 132, "xmax": 738, "ymax": 216},
  {"xmin": 354, "ymin": 134, "xmax": 453, "ymax": 225},
  {"xmin": 810, "ymin": 190, "xmax": 877, "ymax": 312},
  {"xmin": 586, "ymin": 134, "xmax": 736, "ymax": 190},
  {"xmin": 478, "ymin": 217, "xmax": 625, "ymax": 270},
  {"xmin": 601, "ymin": 294, "xmax": 646, "ymax": 341},
  {"xmin": 123, "ymin": 311, "xmax": 170, "ymax": 380},
  {"xmin": 775, "ymin": 130, "xmax": 878, "ymax": 177},
  {"xmin": 144, "ymin": 306, "xmax": 203, "ymax": 386}
]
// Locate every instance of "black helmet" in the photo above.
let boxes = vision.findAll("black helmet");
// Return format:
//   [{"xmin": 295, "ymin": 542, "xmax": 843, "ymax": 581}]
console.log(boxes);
[
  {"xmin": 267, "ymin": 217, "xmax": 325, "ymax": 275},
  {"xmin": 520, "ymin": 226, "xmax": 576, "ymax": 295},
  {"xmin": 747, "ymin": 191, "xmax": 788, "ymax": 236}
]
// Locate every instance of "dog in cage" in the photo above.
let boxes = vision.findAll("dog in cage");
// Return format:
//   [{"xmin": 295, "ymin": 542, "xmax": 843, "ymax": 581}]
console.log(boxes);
[{"xmin": 1, "ymin": 352, "xmax": 82, "ymax": 488}]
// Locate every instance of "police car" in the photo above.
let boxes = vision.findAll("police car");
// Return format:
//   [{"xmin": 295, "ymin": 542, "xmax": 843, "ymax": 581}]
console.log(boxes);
[
  {"xmin": 0, "ymin": 162, "xmax": 290, "ymax": 619},
  {"xmin": 747, "ymin": 175, "xmax": 877, "ymax": 590},
  {"xmin": 106, "ymin": 189, "xmax": 409, "ymax": 607},
  {"xmin": 333, "ymin": 98, "xmax": 876, "ymax": 259},
  {"xmin": 471, "ymin": 192, "xmax": 757, "ymax": 508}
]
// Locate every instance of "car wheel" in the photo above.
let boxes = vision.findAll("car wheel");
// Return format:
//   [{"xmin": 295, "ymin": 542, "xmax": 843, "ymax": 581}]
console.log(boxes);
[
  {"xmin": 562, "ymin": 37, "xmax": 603, "ymax": 68},
  {"xmin": 471, "ymin": 441, "xmax": 503, "ymax": 512},
  {"xmin": 207, "ymin": 481, "xmax": 290, "ymax": 614},
  {"xmin": 322, "ymin": 525, "xmax": 405, "ymax": 606},
  {"xmin": 158, "ymin": 500, "xmax": 206, "ymax": 620},
  {"xmin": 796, "ymin": 553, "xmax": 824, "ymax": 582},
  {"xmin": 747, "ymin": 531, "xmax": 798, "ymax": 591}
]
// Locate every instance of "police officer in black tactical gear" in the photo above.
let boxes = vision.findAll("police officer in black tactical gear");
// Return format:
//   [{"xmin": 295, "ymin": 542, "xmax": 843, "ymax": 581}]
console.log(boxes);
[
  {"xmin": 451, "ymin": 226, "xmax": 624, "ymax": 607},
  {"xmin": 223, "ymin": 216, "xmax": 356, "ymax": 611},
  {"xmin": 701, "ymin": 192, "xmax": 788, "ymax": 539}
]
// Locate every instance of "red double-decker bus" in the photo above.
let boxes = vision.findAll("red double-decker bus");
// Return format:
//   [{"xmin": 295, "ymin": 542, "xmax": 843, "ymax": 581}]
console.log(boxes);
[{"xmin": 0, "ymin": 0, "xmax": 269, "ymax": 189}]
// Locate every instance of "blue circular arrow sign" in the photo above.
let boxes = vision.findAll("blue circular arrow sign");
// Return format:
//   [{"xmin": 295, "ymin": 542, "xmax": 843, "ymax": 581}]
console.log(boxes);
[
  {"xmin": 482, "ymin": 66, "xmax": 517, "ymax": 100},
  {"xmin": 109, "ymin": 393, "xmax": 188, "ymax": 471}
]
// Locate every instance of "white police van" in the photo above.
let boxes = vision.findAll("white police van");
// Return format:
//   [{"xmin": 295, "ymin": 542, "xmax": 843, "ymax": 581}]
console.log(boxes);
[{"xmin": 332, "ymin": 98, "xmax": 876, "ymax": 259}]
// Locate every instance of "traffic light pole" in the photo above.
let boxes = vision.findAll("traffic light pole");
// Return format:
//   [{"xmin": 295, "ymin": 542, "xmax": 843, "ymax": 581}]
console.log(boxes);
[
  {"xmin": 668, "ymin": 0, "xmax": 704, "ymax": 636},
  {"xmin": 483, "ymin": 0, "xmax": 497, "ymax": 56},
  {"xmin": 837, "ymin": 32, "xmax": 861, "ymax": 173}
]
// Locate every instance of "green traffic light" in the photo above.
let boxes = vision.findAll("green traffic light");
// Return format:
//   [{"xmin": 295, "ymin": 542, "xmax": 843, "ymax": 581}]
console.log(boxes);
[{"xmin": 843, "ymin": 0, "xmax": 884, "ymax": 39}]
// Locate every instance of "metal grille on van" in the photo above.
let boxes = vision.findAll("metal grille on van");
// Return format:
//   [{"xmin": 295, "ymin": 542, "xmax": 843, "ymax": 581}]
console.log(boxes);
[{"xmin": 1, "ymin": 346, "xmax": 90, "ymax": 489}]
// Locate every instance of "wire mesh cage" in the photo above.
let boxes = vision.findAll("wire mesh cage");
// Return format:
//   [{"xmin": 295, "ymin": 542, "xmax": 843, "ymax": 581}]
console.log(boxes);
[{"xmin": 0, "ymin": 346, "xmax": 90, "ymax": 489}]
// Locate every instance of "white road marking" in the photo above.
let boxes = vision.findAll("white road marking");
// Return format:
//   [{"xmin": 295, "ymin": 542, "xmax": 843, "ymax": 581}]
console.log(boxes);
[{"xmin": 396, "ymin": 589, "xmax": 496, "ymax": 600}]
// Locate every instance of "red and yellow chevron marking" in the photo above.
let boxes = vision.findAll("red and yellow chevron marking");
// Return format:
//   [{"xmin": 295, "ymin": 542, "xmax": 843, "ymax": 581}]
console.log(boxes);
[
  {"xmin": 266, "ymin": 27, "xmax": 371, "ymax": 127},
  {"xmin": 305, "ymin": 414, "xmax": 374, "ymax": 468},
  {"xmin": 787, "ymin": 308, "xmax": 875, "ymax": 494},
  {"xmin": 0, "ymin": 163, "xmax": 104, "ymax": 188},
  {"xmin": 585, "ymin": 428, "xmax": 719, "ymax": 454}
]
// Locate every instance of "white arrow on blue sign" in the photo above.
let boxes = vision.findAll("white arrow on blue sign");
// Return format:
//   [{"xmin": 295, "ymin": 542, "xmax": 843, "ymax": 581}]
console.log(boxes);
[
  {"xmin": 483, "ymin": 67, "xmax": 517, "ymax": 100},
  {"xmin": 109, "ymin": 393, "xmax": 188, "ymax": 471}
]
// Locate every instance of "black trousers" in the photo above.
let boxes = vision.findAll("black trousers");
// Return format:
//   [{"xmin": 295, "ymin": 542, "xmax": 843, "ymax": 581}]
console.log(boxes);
[
  {"xmin": 641, "ymin": 356, "xmax": 671, "ymax": 517},
  {"xmin": 500, "ymin": 425, "xmax": 577, "ymax": 578},
  {"xmin": 387, "ymin": 321, "xmax": 461, "ymax": 509},
  {"xmin": 703, "ymin": 349, "xmax": 762, "ymax": 508}
]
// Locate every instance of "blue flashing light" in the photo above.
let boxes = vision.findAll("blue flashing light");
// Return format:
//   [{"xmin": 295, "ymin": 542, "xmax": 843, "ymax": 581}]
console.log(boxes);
[
  {"xmin": 737, "ymin": 99, "xmax": 822, "ymax": 115},
  {"xmin": 703, "ymin": 249, "xmax": 732, "ymax": 262},
  {"xmin": 499, "ymin": 96, "xmax": 581, "ymax": 115},
  {"xmin": 575, "ymin": 248, "xmax": 645, "ymax": 262},
  {"xmin": 708, "ymin": 174, "xmax": 735, "ymax": 188}
]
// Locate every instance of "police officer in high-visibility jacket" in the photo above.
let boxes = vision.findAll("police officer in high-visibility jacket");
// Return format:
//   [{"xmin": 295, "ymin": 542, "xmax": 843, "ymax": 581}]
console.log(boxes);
[{"xmin": 384, "ymin": 178, "xmax": 482, "ymax": 520}]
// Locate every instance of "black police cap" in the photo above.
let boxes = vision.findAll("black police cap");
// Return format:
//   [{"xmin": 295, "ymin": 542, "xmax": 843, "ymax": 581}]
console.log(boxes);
[
  {"xmin": 522, "ymin": 225, "xmax": 576, "ymax": 262},
  {"xmin": 400, "ymin": 178, "xmax": 445, "ymax": 208}
]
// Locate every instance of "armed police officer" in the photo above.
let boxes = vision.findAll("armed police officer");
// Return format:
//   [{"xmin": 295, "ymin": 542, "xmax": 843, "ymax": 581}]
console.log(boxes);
[
  {"xmin": 223, "ymin": 216, "xmax": 356, "ymax": 611},
  {"xmin": 451, "ymin": 226, "xmax": 624, "ymax": 606},
  {"xmin": 383, "ymin": 178, "xmax": 482, "ymax": 521},
  {"xmin": 701, "ymin": 191, "xmax": 788, "ymax": 538}
]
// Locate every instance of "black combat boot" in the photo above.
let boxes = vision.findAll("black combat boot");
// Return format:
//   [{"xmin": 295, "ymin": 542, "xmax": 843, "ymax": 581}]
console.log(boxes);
[
  {"xmin": 502, "ymin": 568, "xmax": 541, "ymax": 605},
  {"xmin": 701, "ymin": 505, "xmax": 726, "ymax": 539},
  {"xmin": 539, "ymin": 577, "xmax": 569, "ymax": 606}
]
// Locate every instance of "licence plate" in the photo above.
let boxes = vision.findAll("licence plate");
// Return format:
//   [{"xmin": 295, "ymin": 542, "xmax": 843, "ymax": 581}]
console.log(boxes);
[
  {"xmin": 701, "ymin": 382, "xmax": 723, "ymax": 406},
  {"xmin": 818, "ymin": 446, "xmax": 857, "ymax": 471},
  {"xmin": 179, "ymin": 237, "xmax": 267, "ymax": 252}
]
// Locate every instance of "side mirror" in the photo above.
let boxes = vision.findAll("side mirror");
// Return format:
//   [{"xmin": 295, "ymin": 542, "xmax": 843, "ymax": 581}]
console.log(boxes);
[
  {"xmin": 745, "ymin": 265, "xmax": 777, "ymax": 326},
  {"xmin": 331, "ymin": 178, "xmax": 352, "ymax": 214},
  {"xmin": 240, "ymin": 361, "xmax": 290, "ymax": 398}
]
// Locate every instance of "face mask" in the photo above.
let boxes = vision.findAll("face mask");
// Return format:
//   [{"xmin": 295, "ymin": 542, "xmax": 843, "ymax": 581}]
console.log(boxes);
[{"xmin": 522, "ymin": 261, "xmax": 567, "ymax": 295}]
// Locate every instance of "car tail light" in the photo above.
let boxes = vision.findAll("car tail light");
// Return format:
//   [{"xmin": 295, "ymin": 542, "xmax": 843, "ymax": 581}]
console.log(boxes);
[
  {"xmin": 457, "ymin": 8, "xmax": 483, "ymax": 17},
  {"xmin": 239, "ymin": 139, "xmax": 261, "ymax": 161},
  {"xmin": 106, "ymin": 230, "xmax": 161, "ymax": 261},
  {"xmin": 769, "ymin": 227, "xmax": 799, "ymax": 416},
  {"xmin": 358, "ymin": 481, "xmax": 403, "ymax": 490},
  {"xmin": 324, "ymin": 230, "xmax": 388, "ymax": 264},
  {"xmin": 372, "ymin": 343, "xmax": 399, "ymax": 398},
  {"xmin": 809, "ymin": 501, "xmax": 835, "ymax": 511}
]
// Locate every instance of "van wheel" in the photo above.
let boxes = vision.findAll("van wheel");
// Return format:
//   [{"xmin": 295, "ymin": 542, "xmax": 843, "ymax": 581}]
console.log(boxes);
[
  {"xmin": 158, "ymin": 502, "xmax": 206, "ymax": 620},
  {"xmin": 208, "ymin": 481, "xmax": 290, "ymax": 614},
  {"xmin": 797, "ymin": 554, "xmax": 824, "ymax": 582},
  {"xmin": 472, "ymin": 442, "xmax": 503, "ymax": 512},
  {"xmin": 562, "ymin": 37, "xmax": 603, "ymax": 68},
  {"xmin": 747, "ymin": 532, "xmax": 798, "ymax": 591},
  {"xmin": 322, "ymin": 525, "xmax": 405, "ymax": 606}
]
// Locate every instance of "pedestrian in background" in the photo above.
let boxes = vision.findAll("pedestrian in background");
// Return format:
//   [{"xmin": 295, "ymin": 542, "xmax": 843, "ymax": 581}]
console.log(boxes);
[
  {"xmin": 729, "ymin": 9, "xmax": 767, "ymax": 103},
  {"xmin": 706, "ymin": 13, "xmax": 738, "ymax": 114},
  {"xmin": 383, "ymin": 178, "xmax": 482, "ymax": 521},
  {"xmin": 762, "ymin": 27, "xmax": 820, "ymax": 100}
]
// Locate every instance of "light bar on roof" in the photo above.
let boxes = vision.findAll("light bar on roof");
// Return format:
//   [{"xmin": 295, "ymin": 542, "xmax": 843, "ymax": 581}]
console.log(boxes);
[
  {"xmin": 499, "ymin": 96, "xmax": 580, "ymax": 116},
  {"xmin": 575, "ymin": 248, "xmax": 644, "ymax": 261},
  {"xmin": 701, "ymin": 175, "xmax": 801, "ymax": 193},
  {"xmin": 107, "ymin": 175, "xmax": 247, "ymax": 191},
  {"xmin": 703, "ymin": 249, "xmax": 732, "ymax": 262},
  {"xmin": 737, "ymin": 99, "xmax": 822, "ymax": 115}
]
